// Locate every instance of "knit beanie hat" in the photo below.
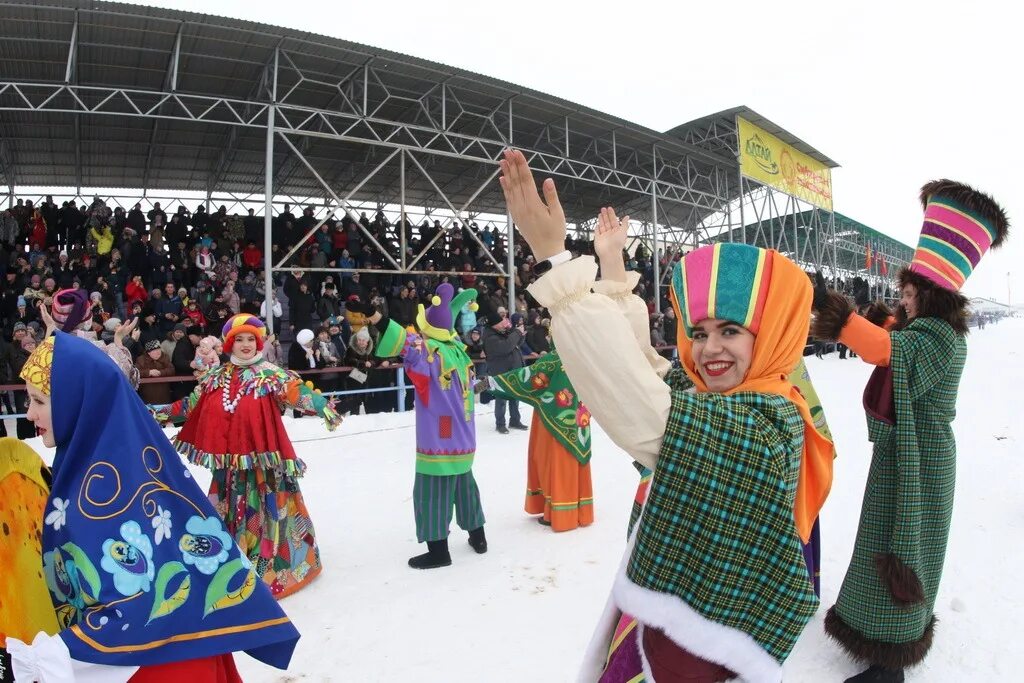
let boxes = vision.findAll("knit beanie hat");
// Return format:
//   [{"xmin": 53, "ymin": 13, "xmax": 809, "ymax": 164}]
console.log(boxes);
[
  {"xmin": 51, "ymin": 288, "xmax": 92, "ymax": 333},
  {"xmin": 221, "ymin": 313, "xmax": 266, "ymax": 353}
]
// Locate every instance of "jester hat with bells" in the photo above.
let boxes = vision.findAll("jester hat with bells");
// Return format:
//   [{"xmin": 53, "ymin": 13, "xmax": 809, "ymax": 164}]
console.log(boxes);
[{"xmin": 415, "ymin": 282, "xmax": 478, "ymax": 342}]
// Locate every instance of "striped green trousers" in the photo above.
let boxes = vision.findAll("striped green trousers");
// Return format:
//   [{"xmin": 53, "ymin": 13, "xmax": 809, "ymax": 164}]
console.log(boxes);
[{"xmin": 413, "ymin": 471, "xmax": 486, "ymax": 543}]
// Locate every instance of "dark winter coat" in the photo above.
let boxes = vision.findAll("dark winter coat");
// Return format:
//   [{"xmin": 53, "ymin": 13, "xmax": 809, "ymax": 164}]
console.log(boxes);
[
  {"xmin": 481, "ymin": 326, "xmax": 524, "ymax": 374},
  {"xmin": 289, "ymin": 290, "xmax": 316, "ymax": 331},
  {"xmin": 135, "ymin": 351, "xmax": 174, "ymax": 405},
  {"xmin": 526, "ymin": 325, "xmax": 551, "ymax": 355}
]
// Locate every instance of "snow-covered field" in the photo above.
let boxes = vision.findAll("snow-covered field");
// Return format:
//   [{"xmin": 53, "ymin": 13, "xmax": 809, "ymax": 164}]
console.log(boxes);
[{"xmin": 17, "ymin": 318, "xmax": 1024, "ymax": 681}]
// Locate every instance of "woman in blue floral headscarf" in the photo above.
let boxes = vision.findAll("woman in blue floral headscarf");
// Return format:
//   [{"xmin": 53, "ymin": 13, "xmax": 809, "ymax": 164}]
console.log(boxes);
[{"xmin": 2, "ymin": 332, "xmax": 298, "ymax": 683}]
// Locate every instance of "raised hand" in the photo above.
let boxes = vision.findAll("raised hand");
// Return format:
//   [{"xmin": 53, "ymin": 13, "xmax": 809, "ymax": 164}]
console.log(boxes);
[
  {"xmin": 594, "ymin": 207, "xmax": 630, "ymax": 282},
  {"xmin": 38, "ymin": 300, "xmax": 58, "ymax": 337},
  {"xmin": 594, "ymin": 207, "xmax": 629, "ymax": 261},
  {"xmin": 498, "ymin": 149, "xmax": 567, "ymax": 261},
  {"xmin": 114, "ymin": 316, "xmax": 139, "ymax": 347}
]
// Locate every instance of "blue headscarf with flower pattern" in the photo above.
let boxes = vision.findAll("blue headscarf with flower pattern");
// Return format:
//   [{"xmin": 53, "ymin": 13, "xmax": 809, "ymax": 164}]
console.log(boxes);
[{"xmin": 41, "ymin": 332, "xmax": 299, "ymax": 667}]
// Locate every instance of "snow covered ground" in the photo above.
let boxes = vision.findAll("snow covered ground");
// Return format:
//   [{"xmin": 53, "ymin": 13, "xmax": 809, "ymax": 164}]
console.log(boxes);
[{"xmin": 16, "ymin": 317, "xmax": 1024, "ymax": 681}]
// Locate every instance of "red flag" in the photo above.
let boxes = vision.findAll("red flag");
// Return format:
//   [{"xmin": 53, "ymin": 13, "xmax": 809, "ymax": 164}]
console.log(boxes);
[
  {"xmin": 865, "ymin": 242, "xmax": 873, "ymax": 270},
  {"xmin": 880, "ymin": 256, "xmax": 888, "ymax": 276}
]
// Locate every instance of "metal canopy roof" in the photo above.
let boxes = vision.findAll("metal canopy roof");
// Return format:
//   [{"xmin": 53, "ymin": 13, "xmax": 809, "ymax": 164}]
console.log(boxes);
[
  {"xmin": 665, "ymin": 106, "xmax": 840, "ymax": 169},
  {"xmin": 0, "ymin": 0, "xmax": 841, "ymax": 235}
]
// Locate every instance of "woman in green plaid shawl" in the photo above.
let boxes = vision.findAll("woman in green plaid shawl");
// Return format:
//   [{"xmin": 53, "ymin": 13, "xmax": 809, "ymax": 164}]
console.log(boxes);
[
  {"xmin": 812, "ymin": 180, "xmax": 1010, "ymax": 683},
  {"xmin": 502, "ymin": 148, "xmax": 834, "ymax": 683}
]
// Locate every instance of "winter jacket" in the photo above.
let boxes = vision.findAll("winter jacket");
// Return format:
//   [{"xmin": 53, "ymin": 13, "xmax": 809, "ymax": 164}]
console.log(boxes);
[
  {"xmin": 171, "ymin": 338, "xmax": 197, "ymax": 376},
  {"xmin": 125, "ymin": 281, "xmax": 148, "ymax": 309},
  {"xmin": 135, "ymin": 351, "xmax": 174, "ymax": 405},
  {"xmin": 90, "ymin": 227, "xmax": 114, "ymax": 255},
  {"xmin": 526, "ymin": 326, "xmax": 551, "ymax": 355},
  {"xmin": 317, "ymin": 295, "xmax": 342, "ymax": 323},
  {"xmin": 289, "ymin": 290, "xmax": 316, "ymax": 331},
  {"xmin": 242, "ymin": 245, "xmax": 263, "ymax": 269},
  {"xmin": 481, "ymin": 326, "xmax": 524, "ymax": 374}
]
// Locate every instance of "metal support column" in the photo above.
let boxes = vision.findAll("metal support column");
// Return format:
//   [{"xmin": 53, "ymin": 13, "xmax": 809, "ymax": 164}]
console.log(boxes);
[
  {"xmin": 506, "ymin": 208, "xmax": 515, "ymax": 312},
  {"xmin": 652, "ymin": 189, "xmax": 660, "ymax": 313},
  {"xmin": 738, "ymin": 174, "xmax": 747, "ymax": 245},
  {"xmin": 263, "ymin": 49, "xmax": 279, "ymax": 333},
  {"xmin": 651, "ymin": 145, "xmax": 661, "ymax": 313},
  {"xmin": 831, "ymin": 213, "xmax": 838, "ymax": 286},
  {"xmin": 399, "ymin": 150, "xmax": 407, "ymax": 271}
]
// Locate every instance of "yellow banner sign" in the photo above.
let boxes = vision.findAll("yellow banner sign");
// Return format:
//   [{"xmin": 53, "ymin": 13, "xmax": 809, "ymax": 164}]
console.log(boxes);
[{"xmin": 737, "ymin": 116, "xmax": 833, "ymax": 210}]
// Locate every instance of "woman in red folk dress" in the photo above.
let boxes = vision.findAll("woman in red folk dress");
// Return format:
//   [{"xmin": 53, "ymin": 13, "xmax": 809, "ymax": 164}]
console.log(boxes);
[{"xmin": 154, "ymin": 314, "xmax": 342, "ymax": 599}]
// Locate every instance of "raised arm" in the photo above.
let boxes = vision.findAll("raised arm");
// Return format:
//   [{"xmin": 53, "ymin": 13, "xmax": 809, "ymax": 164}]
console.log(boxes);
[
  {"xmin": 591, "ymin": 207, "xmax": 672, "ymax": 379},
  {"xmin": 500, "ymin": 150, "xmax": 669, "ymax": 470},
  {"xmin": 278, "ymin": 372, "xmax": 343, "ymax": 430}
]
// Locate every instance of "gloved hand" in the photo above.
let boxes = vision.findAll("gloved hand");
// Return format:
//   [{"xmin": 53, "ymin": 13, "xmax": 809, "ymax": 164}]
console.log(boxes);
[{"xmin": 1, "ymin": 646, "xmax": 15, "ymax": 683}]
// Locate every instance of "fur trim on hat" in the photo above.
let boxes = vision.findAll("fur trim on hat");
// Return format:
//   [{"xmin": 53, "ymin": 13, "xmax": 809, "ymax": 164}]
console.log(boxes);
[
  {"xmin": 920, "ymin": 179, "xmax": 1009, "ymax": 248},
  {"xmin": 824, "ymin": 607, "xmax": 935, "ymax": 669},
  {"xmin": 811, "ymin": 290, "xmax": 855, "ymax": 341}
]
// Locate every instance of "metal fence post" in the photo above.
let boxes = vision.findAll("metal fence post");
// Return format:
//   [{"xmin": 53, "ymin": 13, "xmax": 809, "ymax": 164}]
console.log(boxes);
[{"xmin": 396, "ymin": 366, "xmax": 406, "ymax": 412}]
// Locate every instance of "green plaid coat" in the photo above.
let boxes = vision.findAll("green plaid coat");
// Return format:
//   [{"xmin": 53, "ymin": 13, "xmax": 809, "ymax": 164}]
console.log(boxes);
[
  {"xmin": 831, "ymin": 317, "xmax": 965, "ymax": 660},
  {"xmin": 626, "ymin": 370, "xmax": 819, "ymax": 664}
]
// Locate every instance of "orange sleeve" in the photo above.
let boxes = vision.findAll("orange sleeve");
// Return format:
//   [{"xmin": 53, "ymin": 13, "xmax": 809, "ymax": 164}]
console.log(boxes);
[{"xmin": 839, "ymin": 313, "xmax": 891, "ymax": 367}]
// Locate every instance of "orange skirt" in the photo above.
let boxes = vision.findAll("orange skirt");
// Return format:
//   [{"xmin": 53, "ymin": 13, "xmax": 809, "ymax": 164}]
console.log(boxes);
[{"xmin": 524, "ymin": 412, "xmax": 593, "ymax": 531}]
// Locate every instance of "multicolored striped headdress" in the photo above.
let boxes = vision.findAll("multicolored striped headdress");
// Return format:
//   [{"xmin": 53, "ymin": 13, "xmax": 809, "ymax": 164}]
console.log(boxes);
[
  {"xmin": 909, "ymin": 179, "xmax": 1009, "ymax": 292},
  {"xmin": 221, "ymin": 313, "xmax": 266, "ymax": 353},
  {"xmin": 671, "ymin": 242, "xmax": 774, "ymax": 339}
]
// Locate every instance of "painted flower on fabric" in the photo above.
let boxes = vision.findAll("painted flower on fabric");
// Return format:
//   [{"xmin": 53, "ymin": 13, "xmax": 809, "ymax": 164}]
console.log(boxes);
[
  {"xmin": 530, "ymin": 372, "xmax": 550, "ymax": 391},
  {"xmin": 151, "ymin": 506, "xmax": 173, "ymax": 546},
  {"xmin": 43, "ymin": 547, "xmax": 85, "ymax": 612},
  {"xmin": 555, "ymin": 388, "xmax": 574, "ymax": 408},
  {"xmin": 576, "ymin": 404, "xmax": 591, "ymax": 429},
  {"xmin": 45, "ymin": 497, "xmax": 69, "ymax": 531},
  {"xmin": 179, "ymin": 515, "xmax": 232, "ymax": 576},
  {"xmin": 101, "ymin": 521, "xmax": 155, "ymax": 596}
]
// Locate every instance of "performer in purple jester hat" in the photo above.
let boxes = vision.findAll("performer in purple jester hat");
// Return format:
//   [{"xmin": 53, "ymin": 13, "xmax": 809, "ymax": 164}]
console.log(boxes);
[{"xmin": 349, "ymin": 283, "xmax": 486, "ymax": 569}]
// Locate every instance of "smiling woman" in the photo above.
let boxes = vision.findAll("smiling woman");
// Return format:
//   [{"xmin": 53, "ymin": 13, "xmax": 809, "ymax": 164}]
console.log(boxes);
[{"xmin": 500, "ymin": 149, "xmax": 834, "ymax": 682}]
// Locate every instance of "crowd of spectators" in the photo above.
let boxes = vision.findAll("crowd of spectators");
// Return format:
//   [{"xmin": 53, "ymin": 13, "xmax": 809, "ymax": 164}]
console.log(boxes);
[{"xmin": 1, "ymin": 195, "xmax": 679, "ymax": 429}]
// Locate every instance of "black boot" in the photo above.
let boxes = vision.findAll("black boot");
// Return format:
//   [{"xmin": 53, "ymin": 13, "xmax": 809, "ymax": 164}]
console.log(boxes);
[
  {"xmin": 508, "ymin": 422, "xmax": 529, "ymax": 431},
  {"xmin": 468, "ymin": 526, "xmax": 488, "ymax": 554},
  {"xmin": 408, "ymin": 539, "xmax": 452, "ymax": 569},
  {"xmin": 538, "ymin": 517, "xmax": 551, "ymax": 527},
  {"xmin": 845, "ymin": 665, "xmax": 904, "ymax": 683}
]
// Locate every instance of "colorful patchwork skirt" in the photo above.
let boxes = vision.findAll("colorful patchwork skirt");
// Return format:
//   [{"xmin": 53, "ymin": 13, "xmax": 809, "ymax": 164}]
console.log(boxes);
[{"xmin": 209, "ymin": 465, "xmax": 322, "ymax": 600}]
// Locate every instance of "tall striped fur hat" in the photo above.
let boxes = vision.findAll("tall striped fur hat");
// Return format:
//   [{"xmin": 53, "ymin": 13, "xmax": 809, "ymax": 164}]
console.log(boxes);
[{"xmin": 909, "ymin": 179, "xmax": 1009, "ymax": 292}]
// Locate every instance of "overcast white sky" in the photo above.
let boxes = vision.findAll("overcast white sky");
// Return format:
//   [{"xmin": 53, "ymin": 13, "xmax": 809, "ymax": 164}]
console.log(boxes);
[{"xmin": 132, "ymin": 0, "xmax": 1021, "ymax": 302}]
